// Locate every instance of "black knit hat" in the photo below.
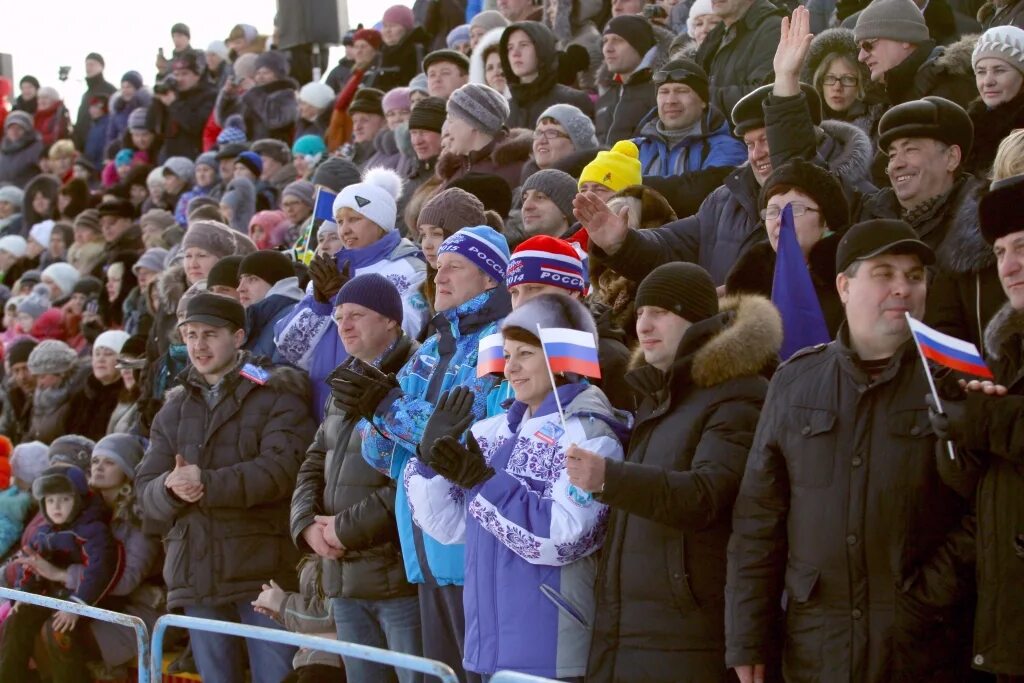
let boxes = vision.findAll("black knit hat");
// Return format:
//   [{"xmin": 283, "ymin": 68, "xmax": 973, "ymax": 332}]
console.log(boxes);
[
  {"xmin": 311, "ymin": 158, "xmax": 363, "ymax": 193},
  {"xmin": 334, "ymin": 273, "xmax": 403, "ymax": 324},
  {"xmin": 215, "ymin": 142, "xmax": 249, "ymax": 161},
  {"xmin": 449, "ymin": 173, "xmax": 513, "ymax": 220},
  {"xmin": 7, "ymin": 338, "xmax": 38, "ymax": 366},
  {"xmin": 980, "ymin": 174, "xmax": 1024, "ymax": 245},
  {"xmin": 180, "ymin": 291, "xmax": 246, "ymax": 329},
  {"xmin": 877, "ymin": 96, "xmax": 973, "ymax": 161},
  {"xmin": 72, "ymin": 276, "xmax": 103, "ymax": 298},
  {"xmin": 653, "ymin": 57, "xmax": 709, "ymax": 104},
  {"xmin": 835, "ymin": 219, "xmax": 935, "ymax": 274},
  {"xmin": 636, "ymin": 262, "xmax": 718, "ymax": 323},
  {"xmin": 422, "ymin": 49, "xmax": 470, "ymax": 74},
  {"xmin": 239, "ymin": 250, "xmax": 294, "ymax": 286},
  {"xmin": 171, "ymin": 49, "xmax": 202, "ymax": 75},
  {"xmin": 171, "ymin": 22, "xmax": 191, "ymax": 38},
  {"xmin": 206, "ymin": 255, "xmax": 243, "ymax": 290},
  {"xmin": 760, "ymin": 159, "xmax": 850, "ymax": 233},
  {"xmin": 98, "ymin": 198, "xmax": 135, "ymax": 219},
  {"xmin": 603, "ymin": 16, "xmax": 657, "ymax": 57},
  {"xmin": 408, "ymin": 97, "xmax": 447, "ymax": 133},
  {"xmin": 349, "ymin": 88, "xmax": 385, "ymax": 117},
  {"xmin": 732, "ymin": 83, "xmax": 822, "ymax": 136}
]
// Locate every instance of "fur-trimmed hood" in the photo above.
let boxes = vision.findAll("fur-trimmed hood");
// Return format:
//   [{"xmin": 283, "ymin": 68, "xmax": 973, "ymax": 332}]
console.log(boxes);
[
  {"xmin": 436, "ymin": 127, "xmax": 534, "ymax": 181},
  {"xmin": 818, "ymin": 118, "xmax": 873, "ymax": 179},
  {"xmin": 469, "ymin": 27, "xmax": 509, "ymax": 91},
  {"xmin": 934, "ymin": 176, "xmax": 991, "ymax": 275},
  {"xmin": 801, "ymin": 28, "xmax": 869, "ymax": 84},
  {"xmin": 929, "ymin": 34, "xmax": 977, "ymax": 78},
  {"xmin": 629, "ymin": 294, "xmax": 783, "ymax": 388},
  {"xmin": 155, "ymin": 262, "xmax": 188, "ymax": 314},
  {"xmin": 985, "ymin": 301, "xmax": 1024, "ymax": 363}
]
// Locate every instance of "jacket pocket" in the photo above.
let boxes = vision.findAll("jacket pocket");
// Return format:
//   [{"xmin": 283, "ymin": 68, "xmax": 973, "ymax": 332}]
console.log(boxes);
[
  {"xmin": 540, "ymin": 583, "xmax": 589, "ymax": 629},
  {"xmin": 162, "ymin": 522, "xmax": 190, "ymax": 589},
  {"xmin": 887, "ymin": 408, "xmax": 933, "ymax": 440},
  {"xmin": 785, "ymin": 407, "xmax": 837, "ymax": 488},
  {"xmin": 218, "ymin": 519, "xmax": 285, "ymax": 582},
  {"xmin": 784, "ymin": 559, "xmax": 820, "ymax": 606},
  {"xmin": 665, "ymin": 538, "xmax": 701, "ymax": 610}
]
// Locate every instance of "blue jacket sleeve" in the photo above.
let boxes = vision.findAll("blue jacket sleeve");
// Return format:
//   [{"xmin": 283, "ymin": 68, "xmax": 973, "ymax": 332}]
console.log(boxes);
[{"xmin": 69, "ymin": 521, "xmax": 122, "ymax": 605}]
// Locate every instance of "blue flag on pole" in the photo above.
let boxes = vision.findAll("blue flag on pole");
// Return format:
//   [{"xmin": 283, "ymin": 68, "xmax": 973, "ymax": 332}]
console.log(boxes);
[{"xmin": 771, "ymin": 204, "xmax": 831, "ymax": 359}]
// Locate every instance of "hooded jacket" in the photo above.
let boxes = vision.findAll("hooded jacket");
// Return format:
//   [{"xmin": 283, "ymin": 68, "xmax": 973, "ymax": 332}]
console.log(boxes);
[
  {"xmin": 359, "ymin": 286, "xmax": 514, "ymax": 587},
  {"xmin": 595, "ymin": 45, "xmax": 663, "ymax": 148},
  {"xmin": 406, "ymin": 384, "xmax": 629, "ymax": 678},
  {"xmin": 469, "ymin": 28, "xmax": 512, "ymax": 96},
  {"xmin": 290, "ymin": 334, "xmax": 420, "ymax": 600},
  {"xmin": 243, "ymin": 276, "xmax": 304, "ymax": 360},
  {"xmin": 0, "ymin": 127, "xmax": 43, "ymax": 188},
  {"xmin": 589, "ymin": 296, "xmax": 780, "ymax": 683},
  {"xmin": 726, "ymin": 329, "xmax": 975, "ymax": 682},
  {"xmin": 135, "ymin": 355, "xmax": 316, "ymax": 609},
  {"xmin": 632, "ymin": 105, "xmax": 747, "ymax": 178},
  {"xmin": 105, "ymin": 88, "xmax": 154, "ymax": 150},
  {"xmin": 500, "ymin": 21, "xmax": 595, "ymax": 130},
  {"xmin": 695, "ymin": 0, "xmax": 785, "ymax": 119}
]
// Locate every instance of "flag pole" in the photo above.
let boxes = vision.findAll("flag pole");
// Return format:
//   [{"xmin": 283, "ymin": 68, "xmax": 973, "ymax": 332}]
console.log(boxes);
[
  {"xmin": 905, "ymin": 313, "xmax": 957, "ymax": 461},
  {"xmin": 537, "ymin": 324, "xmax": 570, "ymax": 435}
]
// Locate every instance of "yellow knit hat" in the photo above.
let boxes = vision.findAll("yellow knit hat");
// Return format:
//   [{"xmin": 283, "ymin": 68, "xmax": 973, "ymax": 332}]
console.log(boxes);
[{"xmin": 578, "ymin": 140, "xmax": 642, "ymax": 193}]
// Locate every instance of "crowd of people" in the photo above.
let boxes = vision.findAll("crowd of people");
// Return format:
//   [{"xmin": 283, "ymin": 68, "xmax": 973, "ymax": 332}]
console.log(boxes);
[{"xmin": 0, "ymin": 0, "xmax": 1021, "ymax": 680}]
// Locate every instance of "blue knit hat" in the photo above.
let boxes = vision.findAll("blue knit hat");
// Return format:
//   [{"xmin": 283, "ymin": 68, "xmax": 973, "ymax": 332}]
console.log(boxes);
[
  {"xmin": 236, "ymin": 150, "xmax": 263, "ymax": 176},
  {"xmin": 217, "ymin": 114, "xmax": 248, "ymax": 146},
  {"xmin": 293, "ymin": 134, "xmax": 327, "ymax": 158},
  {"xmin": 334, "ymin": 273, "xmax": 403, "ymax": 325},
  {"xmin": 437, "ymin": 225, "xmax": 510, "ymax": 283}
]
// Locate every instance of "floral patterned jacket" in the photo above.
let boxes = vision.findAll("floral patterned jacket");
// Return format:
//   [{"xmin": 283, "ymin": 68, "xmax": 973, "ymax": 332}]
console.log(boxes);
[{"xmin": 404, "ymin": 383, "xmax": 630, "ymax": 678}]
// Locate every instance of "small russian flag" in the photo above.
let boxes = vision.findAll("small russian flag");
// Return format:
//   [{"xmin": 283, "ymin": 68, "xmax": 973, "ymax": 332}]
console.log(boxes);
[
  {"xmin": 907, "ymin": 316, "xmax": 993, "ymax": 379},
  {"xmin": 477, "ymin": 333, "xmax": 506, "ymax": 377},
  {"xmin": 538, "ymin": 327, "xmax": 602, "ymax": 379}
]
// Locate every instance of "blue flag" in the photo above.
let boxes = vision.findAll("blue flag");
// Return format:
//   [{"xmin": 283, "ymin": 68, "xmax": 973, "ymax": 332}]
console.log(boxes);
[
  {"xmin": 771, "ymin": 204, "xmax": 830, "ymax": 359},
  {"xmin": 304, "ymin": 186, "xmax": 338, "ymax": 257}
]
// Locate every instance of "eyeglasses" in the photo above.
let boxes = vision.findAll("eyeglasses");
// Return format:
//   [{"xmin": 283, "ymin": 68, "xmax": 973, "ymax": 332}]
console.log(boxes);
[
  {"xmin": 822, "ymin": 75, "xmax": 858, "ymax": 88},
  {"xmin": 760, "ymin": 203, "xmax": 821, "ymax": 221},
  {"xmin": 653, "ymin": 69, "xmax": 699, "ymax": 87},
  {"xmin": 533, "ymin": 129, "xmax": 571, "ymax": 141},
  {"xmin": 858, "ymin": 39, "xmax": 879, "ymax": 53}
]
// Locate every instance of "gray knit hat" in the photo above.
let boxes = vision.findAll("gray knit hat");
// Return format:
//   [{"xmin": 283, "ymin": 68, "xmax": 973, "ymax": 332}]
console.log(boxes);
[
  {"xmin": 854, "ymin": 0, "xmax": 929, "ymax": 44},
  {"xmin": 522, "ymin": 169, "xmax": 578, "ymax": 223},
  {"xmin": 163, "ymin": 156, "xmax": 196, "ymax": 182},
  {"xmin": 133, "ymin": 247, "xmax": 169, "ymax": 275},
  {"xmin": 447, "ymin": 83, "xmax": 509, "ymax": 136},
  {"xmin": 282, "ymin": 180, "xmax": 316, "ymax": 208},
  {"xmin": 311, "ymin": 158, "xmax": 363, "ymax": 193},
  {"xmin": 195, "ymin": 151, "xmax": 219, "ymax": 171},
  {"xmin": 538, "ymin": 104, "xmax": 598, "ymax": 151},
  {"xmin": 17, "ymin": 284, "xmax": 51, "ymax": 320},
  {"xmin": 92, "ymin": 434, "xmax": 145, "ymax": 481},
  {"xmin": 972, "ymin": 25, "xmax": 1024, "ymax": 73},
  {"xmin": 0, "ymin": 185, "xmax": 25, "ymax": 208},
  {"xmin": 182, "ymin": 220, "xmax": 242, "ymax": 259},
  {"xmin": 27, "ymin": 339, "xmax": 79, "ymax": 376},
  {"xmin": 48, "ymin": 435, "xmax": 96, "ymax": 473},
  {"xmin": 470, "ymin": 9, "xmax": 508, "ymax": 33}
]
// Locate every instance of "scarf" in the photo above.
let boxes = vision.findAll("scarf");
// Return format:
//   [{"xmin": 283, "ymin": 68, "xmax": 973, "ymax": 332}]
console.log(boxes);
[{"xmin": 335, "ymin": 229, "xmax": 401, "ymax": 274}]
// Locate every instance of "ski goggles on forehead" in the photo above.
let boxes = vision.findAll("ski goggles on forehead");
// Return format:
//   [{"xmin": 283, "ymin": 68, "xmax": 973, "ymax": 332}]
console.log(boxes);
[{"xmin": 653, "ymin": 69, "xmax": 702, "ymax": 86}]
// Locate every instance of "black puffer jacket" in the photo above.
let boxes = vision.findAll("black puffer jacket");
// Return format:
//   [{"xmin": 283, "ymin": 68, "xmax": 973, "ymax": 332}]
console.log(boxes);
[
  {"xmin": 876, "ymin": 38, "xmax": 977, "ymax": 108},
  {"xmin": 136, "ymin": 355, "xmax": 316, "ymax": 609},
  {"xmin": 157, "ymin": 81, "xmax": 218, "ymax": 161},
  {"xmin": 217, "ymin": 79, "xmax": 299, "ymax": 144},
  {"xmin": 594, "ymin": 46, "xmax": 664, "ymax": 147},
  {"xmin": 589, "ymin": 296, "xmax": 780, "ymax": 683},
  {"xmin": 499, "ymin": 21, "xmax": 595, "ymax": 129},
  {"xmin": 290, "ymin": 335, "xmax": 419, "ymax": 600},
  {"xmin": 371, "ymin": 27, "xmax": 431, "ymax": 93},
  {"xmin": 726, "ymin": 330, "xmax": 975, "ymax": 682},
  {"xmin": 695, "ymin": 0, "xmax": 784, "ymax": 120},
  {"xmin": 966, "ymin": 90, "xmax": 1024, "ymax": 178}
]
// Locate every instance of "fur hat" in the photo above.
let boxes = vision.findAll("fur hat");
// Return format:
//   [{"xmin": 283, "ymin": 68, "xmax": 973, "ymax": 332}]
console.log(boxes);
[
  {"xmin": 502, "ymin": 291, "xmax": 597, "ymax": 344},
  {"xmin": 32, "ymin": 466, "xmax": 89, "ymax": 526},
  {"xmin": 877, "ymin": 96, "xmax": 973, "ymax": 160},
  {"xmin": 47, "ymin": 435, "xmax": 96, "ymax": 472},
  {"xmin": 332, "ymin": 167, "xmax": 404, "ymax": 232},
  {"xmin": 733, "ymin": 83, "xmax": 822, "ymax": 136},
  {"xmin": 980, "ymin": 174, "xmax": 1024, "ymax": 244},
  {"xmin": 254, "ymin": 51, "xmax": 290, "ymax": 80}
]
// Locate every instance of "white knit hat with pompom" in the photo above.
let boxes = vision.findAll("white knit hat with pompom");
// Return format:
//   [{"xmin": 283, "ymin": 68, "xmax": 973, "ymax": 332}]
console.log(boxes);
[{"xmin": 332, "ymin": 167, "xmax": 406, "ymax": 233}]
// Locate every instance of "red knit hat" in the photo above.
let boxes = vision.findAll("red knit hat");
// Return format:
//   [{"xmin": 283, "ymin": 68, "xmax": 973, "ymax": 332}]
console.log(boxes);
[
  {"xmin": 353, "ymin": 28, "xmax": 383, "ymax": 50},
  {"xmin": 506, "ymin": 235, "xmax": 587, "ymax": 294}
]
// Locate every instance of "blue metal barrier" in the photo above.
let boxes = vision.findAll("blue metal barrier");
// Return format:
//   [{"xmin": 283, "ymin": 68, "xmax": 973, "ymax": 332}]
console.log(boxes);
[
  {"xmin": 0, "ymin": 586, "xmax": 151, "ymax": 683},
  {"xmin": 488, "ymin": 672, "xmax": 560, "ymax": 682},
  {"xmin": 151, "ymin": 612, "xmax": 461, "ymax": 682}
]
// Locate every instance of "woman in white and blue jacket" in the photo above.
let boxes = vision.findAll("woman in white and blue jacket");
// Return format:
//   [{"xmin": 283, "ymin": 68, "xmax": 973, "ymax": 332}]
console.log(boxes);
[{"xmin": 405, "ymin": 293, "xmax": 631, "ymax": 681}]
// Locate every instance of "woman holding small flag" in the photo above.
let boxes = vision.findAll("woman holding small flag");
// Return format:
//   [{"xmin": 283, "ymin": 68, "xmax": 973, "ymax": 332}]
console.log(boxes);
[{"xmin": 404, "ymin": 292, "xmax": 630, "ymax": 681}]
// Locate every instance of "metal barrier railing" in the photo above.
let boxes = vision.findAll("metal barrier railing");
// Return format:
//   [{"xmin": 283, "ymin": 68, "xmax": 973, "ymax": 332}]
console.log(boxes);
[
  {"xmin": 489, "ymin": 672, "xmax": 561, "ymax": 682},
  {"xmin": 0, "ymin": 586, "xmax": 152, "ymax": 683},
  {"xmin": 150, "ymin": 612, "xmax": 461, "ymax": 682}
]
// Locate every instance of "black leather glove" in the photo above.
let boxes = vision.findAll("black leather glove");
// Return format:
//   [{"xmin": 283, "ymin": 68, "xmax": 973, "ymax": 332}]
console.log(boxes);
[
  {"xmin": 310, "ymin": 255, "xmax": 349, "ymax": 304},
  {"xmin": 418, "ymin": 387, "xmax": 476, "ymax": 463},
  {"xmin": 329, "ymin": 360, "xmax": 398, "ymax": 421},
  {"xmin": 925, "ymin": 394, "xmax": 968, "ymax": 442},
  {"xmin": 430, "ymin": 434, "xmax": 495, "ymax": 488}
]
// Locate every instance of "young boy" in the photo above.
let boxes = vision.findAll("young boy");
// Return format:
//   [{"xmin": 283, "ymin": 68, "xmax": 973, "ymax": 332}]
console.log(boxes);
[{"xmin": 0, "ymin": 466, "xmax": 122, "ymax": 679}]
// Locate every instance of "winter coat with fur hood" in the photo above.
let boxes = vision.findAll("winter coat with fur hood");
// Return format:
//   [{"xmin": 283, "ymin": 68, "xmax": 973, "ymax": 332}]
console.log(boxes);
[
  {"xmin": 135, "ymin": 354, "xmax": 316, "ymax": 609},
  {"xmin": 437, "ymin": 127, "xmax": 534, "ymax": 192},
  {"xmin": 876, "ymin": 37, "xmax": 977, "ymax": 108},
  {"xmin": 589, "ymin": 295, "xmax": 781, "ymax": 683},
  {"xmin": 216, "ymin": 78, "xmax": 299, "ymax": 145},
  {"xmin": 499, "ymin": 21, "xmax": 595, "ymax": 130}
]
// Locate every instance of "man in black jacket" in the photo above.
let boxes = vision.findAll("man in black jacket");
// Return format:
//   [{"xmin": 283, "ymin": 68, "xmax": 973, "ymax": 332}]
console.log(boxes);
[
  {"xmin": 595, "ymin": 16, "xmax": 660, "ymax": 146},
  {"xmin": 72, "ymin": 53, "xmax": 116, "ymax": 153},
  {"xmin": 926, "ymin": 174, "xmax": 1024, "ymax": 680},
  {"xmin": 726, "ymin": 220, "xmax": 975, "ymax": 683},
  {"xmin": 567, "ymin": 262, "xmax": 781, "ymax": 682},
  {"xmin": 156, "ymin": 50, "xmax": 217, "ymax": 161},
  {"xmin": 291, "ymin": 274, "xmax": 424, "ymax": 683}
]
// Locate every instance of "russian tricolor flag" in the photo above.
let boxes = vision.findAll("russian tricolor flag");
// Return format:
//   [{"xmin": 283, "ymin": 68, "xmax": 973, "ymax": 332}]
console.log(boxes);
[
  {"xmin": 538, "ymin": 327, "xmax": 601, "ymax": 379},
  {"xmin": 477, "ymin": 333, "xmax": 505, "ymax": 377},
  {"xmin": 907, "ymin": 317, "xmax": 993, "ymax": 379}
]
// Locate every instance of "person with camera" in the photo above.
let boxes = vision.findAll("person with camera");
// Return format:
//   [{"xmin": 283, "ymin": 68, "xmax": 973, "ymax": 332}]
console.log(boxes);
[{"xmin": 152, "ymin": 51, "xmax": 217, "ymax": 162}]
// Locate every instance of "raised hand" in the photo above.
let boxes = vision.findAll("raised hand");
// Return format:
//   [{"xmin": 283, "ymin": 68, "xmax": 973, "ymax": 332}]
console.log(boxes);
[
  {"xmin": 773, "ymin": 6, "xmax": 813, "ymax": 96},
  {"xmin": 573, "ymin": 192, "xmax": 629, "ymax": 255}
]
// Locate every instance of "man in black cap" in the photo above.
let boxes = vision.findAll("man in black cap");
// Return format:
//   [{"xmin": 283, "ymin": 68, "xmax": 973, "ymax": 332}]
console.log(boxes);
[
  {"xmin": 694, "ymin": 0, "xmax": 783, "ymax": 117},
  {"xmin": 237, "ymin": 250, "xmax": 304, "ymax": 358},
  {"xmin": 0, "ymin": 337, "xmax": 38, "ymax": 444},
  {"xmin": 136, "ymin": 291, "xmax": 315, "ymax": 683},
  {"xmin": 155, "ymin": 49, "xmax": 217, "ymax": 160},
  {"xmin": 97, "ymin": 198, "xmax": 144, "ymax": 260},
  {"xmin": 423, "ymin": 50, "xmax": 470, "ymax": 100},
  {"xmin": 727, "ymin": 219, "xmax": 974, "ymax": 683},
  {"xmin": 72, "ymin": 52, "xmax": 116, "ymax": 153},
  {"xmin": 596, "ymin": 15, "xmax": 660, "ymax": 146},
  {"xmin": 215, "ymin": 142, "xmax": 248, "ymax": 185},
  {"xmin": 251, "ymin": 139, "xmax": 297, "ymax": 193},
  {"xmin": 566, "ymin": 262, "xmax": 781, "ymax": 682},
  {"xmin": 920, "ymin": 174, "xmax": 1024, "ymax": 681},
  {"xmin": 347, "ymin": 88, "xmax": 387, "ymax": 168}
]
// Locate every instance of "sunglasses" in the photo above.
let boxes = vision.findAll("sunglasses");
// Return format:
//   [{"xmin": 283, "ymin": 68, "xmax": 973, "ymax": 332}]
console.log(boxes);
[{"xmin": 653, "ymin": 69, "xmax": 700, "ymax": 87}]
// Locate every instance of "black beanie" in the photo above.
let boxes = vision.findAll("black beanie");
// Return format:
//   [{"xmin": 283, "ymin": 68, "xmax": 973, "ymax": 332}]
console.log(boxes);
[
  {"xmin": 448, "ymin": 173, "xmax": 513, "ymax": 220},
  {"xmin": 7, "ymin": 338, "xmax": 38, "ymax": 366},
  {"xmin": 72, "ymin": 275, "xmax": 103, "ymax": 298},
  {"xmin": 206, "ymin": 255, "xmax": 243, "ymax": 289},
  {"xmin": 636, "ymin": 262, "xmax": 719, "ymax": 323},
  {"xmin": 239, "ymin": 250, "xmax": 294, "ymax": 286},
  {"xmin": 603, "ymin": 16, "xmax": 657, "ymax": 57},
  {"xmin": 654, "ymin": 57, "xmax": 709, "ymax": 104},
  {"xmin": 408, "ymin": 97, "xmax": 447, "ymax": 134},
  {"xmin": 760, "ymin": 159, "xmax": 850, "ymax": 233}
]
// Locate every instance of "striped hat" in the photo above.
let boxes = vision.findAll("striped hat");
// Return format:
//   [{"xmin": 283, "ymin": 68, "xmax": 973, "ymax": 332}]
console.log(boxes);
[
  {"xmin": 437, "ymin": 226, "xmax": 510, "ymax": 283},
  {"xmin": 506, "ymin": 235, "xmax": 586, "ymax": 294}
]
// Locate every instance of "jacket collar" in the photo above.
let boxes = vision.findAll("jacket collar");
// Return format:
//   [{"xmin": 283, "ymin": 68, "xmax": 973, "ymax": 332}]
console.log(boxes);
[
  {"xmin": 434, "ymin": 286, "xmax": 513, "ymax": 340},
  {"xmin": 884, "ymin": 41, "xmax": 937, "ymax": 101}
]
